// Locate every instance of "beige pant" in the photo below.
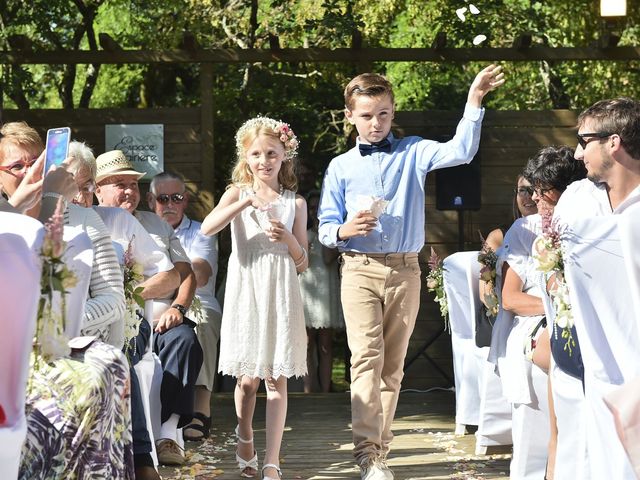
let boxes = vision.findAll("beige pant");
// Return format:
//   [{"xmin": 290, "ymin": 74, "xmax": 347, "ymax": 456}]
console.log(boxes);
[
  {"xmin": 340, "ymin": 253, "xmax": 421, "ymax": 465},
  {"xmin": 195, "ymin": 307, "xmax": 222, "ymax": 391}
]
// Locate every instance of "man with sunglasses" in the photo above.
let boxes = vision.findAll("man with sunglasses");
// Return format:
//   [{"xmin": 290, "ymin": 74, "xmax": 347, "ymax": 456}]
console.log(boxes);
[
  {"xmin": 95, "ymin": 149, "xmax": 203, "ymax": 467},
  {"xmin": 552, "ymin": 97, "xmax": 640, "ymax": 479},
  {"xmin": 148, "ymin": 171, "xmax": 222, "ymax": 442}
]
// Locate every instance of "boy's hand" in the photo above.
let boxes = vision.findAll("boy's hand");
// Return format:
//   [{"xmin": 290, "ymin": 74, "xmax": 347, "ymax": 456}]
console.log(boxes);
[
  {"xmin": 467, "ymin": 64, "xmax": 505, "ymax": 107},
  {"xmin": 339, "ymin": 210, "xmax": 378, "ymax": 239}
]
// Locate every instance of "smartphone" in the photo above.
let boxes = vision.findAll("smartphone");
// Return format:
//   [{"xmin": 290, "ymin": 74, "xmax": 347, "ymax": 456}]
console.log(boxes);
[{"xmin": 44, "ymin": 127, "xmax": 71, "ymax": 174}]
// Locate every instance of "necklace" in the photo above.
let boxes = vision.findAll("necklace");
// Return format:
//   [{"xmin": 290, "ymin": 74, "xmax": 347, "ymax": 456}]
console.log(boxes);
[{"xmin": 251, "ymin": 183, "xmax": 284, "ymax": 201}]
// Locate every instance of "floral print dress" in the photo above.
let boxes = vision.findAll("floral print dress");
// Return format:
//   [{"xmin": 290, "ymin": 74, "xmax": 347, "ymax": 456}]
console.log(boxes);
[{"xmin": 19, "ymin": 341, "xmax": 134, "ymax": 479}]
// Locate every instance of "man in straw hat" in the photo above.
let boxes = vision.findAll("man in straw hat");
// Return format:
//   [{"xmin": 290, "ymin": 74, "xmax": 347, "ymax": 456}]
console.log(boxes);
[{"xmin": 95, "ymin": 149, "xmax": 203, "ymax": 467}]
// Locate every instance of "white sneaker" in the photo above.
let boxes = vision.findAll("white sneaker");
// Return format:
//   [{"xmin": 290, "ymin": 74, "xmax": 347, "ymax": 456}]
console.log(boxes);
[{"xmin": 360, "ymin": 462, "xmax": 394, "ymax": 480}]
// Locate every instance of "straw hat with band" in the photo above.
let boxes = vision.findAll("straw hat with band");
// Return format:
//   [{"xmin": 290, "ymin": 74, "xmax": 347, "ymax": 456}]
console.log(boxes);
[{"xmin": 95, "ymin": 150, "xmax": 145, "ymax": 184}]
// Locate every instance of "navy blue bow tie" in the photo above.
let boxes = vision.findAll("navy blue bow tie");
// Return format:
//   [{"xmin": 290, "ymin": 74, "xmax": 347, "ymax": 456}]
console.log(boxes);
[{"xmin": 359, "ymin": 138, "xmax": 392, "ymax": 156}]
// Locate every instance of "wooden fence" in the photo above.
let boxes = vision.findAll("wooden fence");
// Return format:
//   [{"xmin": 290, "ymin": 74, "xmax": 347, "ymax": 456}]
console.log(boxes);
[{"xmin": 3, "ymin": 107, "xmax": 579, "ymax": 388}]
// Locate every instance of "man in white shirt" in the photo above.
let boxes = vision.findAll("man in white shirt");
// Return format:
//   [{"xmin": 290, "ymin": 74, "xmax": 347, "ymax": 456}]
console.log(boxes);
[
  {"xmin": 95, "ymin": 150, "xmax": 203, "ymax": 466},
  {"xmin": 554, "ymin": 97, "xmax": 640, "ymax": 479},
  {"xmin": 555, "ymin": 97, "xmax": 640, "ymax": 219},
  {"xmin": 148, "ymin": 171, "xmax": 222, "ymax": 442}
]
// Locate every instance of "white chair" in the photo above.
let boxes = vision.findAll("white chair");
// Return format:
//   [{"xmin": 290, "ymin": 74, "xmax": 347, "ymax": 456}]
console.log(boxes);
[
  {"xmin": 133, "ymin": 300, "xmax": 165, "ymax": 466},
  {"xmin": 563, "ymin": 207, "xmax": 640, "ymax": 479},
  {"xmin": 467, "ymin": 259, "xmax": 512, "ymax": 454},
  {"xmin": 443, "ymin": 251, "xmax": 482, "ymax": 433},
  {"xmin": 444, "ymin": 251, "xmax": 512, "ymax": 449},
  {"xmin": 62, "ymin": 225, "xmax": 93, "ymax": 339},
  {"xmin": 0, "ymin": 213, "xmax": 44, "ymax": 479}
]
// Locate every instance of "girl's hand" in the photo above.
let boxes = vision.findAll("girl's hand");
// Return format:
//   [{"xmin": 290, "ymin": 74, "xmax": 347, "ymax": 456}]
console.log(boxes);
[
  {"xmin": 266, "ymin": 218, "xmax": 288, "ymax": 243},
  {"xmin": 248, "ymin": 192, "xmax": 267, "ymax": 210}
]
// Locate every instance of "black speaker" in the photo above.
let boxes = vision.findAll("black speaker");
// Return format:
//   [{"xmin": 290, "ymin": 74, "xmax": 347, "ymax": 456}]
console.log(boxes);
[{"xmin": 435, "ymin": 138, "xmax": 481, "ymax": 211}]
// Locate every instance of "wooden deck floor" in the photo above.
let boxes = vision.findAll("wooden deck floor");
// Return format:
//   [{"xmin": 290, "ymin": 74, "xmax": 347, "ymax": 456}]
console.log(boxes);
[{"xmin": 159, "ymin": 391, "xmax": 511, "ymax": 480}]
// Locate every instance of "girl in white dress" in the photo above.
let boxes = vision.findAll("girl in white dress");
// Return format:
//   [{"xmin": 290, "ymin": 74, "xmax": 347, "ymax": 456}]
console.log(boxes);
[{"xmin": 201, "ymin": 117, "xmax": 308, "ymax": 480}]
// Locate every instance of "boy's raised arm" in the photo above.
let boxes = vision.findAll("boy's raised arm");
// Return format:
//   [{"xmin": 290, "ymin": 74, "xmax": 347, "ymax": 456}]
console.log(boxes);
[{"xmin": 467, "ymin": 64, "xmax": 505, "ymax": 108}]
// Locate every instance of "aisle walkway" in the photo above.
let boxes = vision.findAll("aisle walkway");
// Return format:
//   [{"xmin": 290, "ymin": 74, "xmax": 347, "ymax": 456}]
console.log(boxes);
[{"xmin": 160, "ymin": 391, "xmax": 510, "ymax": 479}]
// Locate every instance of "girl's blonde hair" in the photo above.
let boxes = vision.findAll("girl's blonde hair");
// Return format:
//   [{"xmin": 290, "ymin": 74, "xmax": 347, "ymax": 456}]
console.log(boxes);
[{"xmin": 230, "ymin": 116, "xmax": 299, "ymax": 191}]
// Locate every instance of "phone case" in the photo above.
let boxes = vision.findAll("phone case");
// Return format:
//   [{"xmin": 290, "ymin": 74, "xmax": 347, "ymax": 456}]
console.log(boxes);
[{"xmin": 44, "ymin": 127, "xmax": 71, "ymax": 173}]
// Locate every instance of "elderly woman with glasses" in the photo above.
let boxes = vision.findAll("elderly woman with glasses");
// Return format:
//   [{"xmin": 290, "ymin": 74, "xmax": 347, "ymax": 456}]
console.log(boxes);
[
  {"xmin": 0, "ymin": 122, "xmax": 135, "ymax": 480},
  {"xmin": 68, "ymin": 141, "xmax": 186, "ymax": 479}
]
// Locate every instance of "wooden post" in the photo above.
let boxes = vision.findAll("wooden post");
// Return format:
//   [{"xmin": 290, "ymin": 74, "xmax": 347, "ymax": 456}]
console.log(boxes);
[{"xmin": 199, "ymin": 62, "xmax": 215, "ymax": 216}]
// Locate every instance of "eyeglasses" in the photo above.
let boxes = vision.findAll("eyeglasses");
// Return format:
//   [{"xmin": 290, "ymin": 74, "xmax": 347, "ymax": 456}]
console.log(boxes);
[
  {"xmin": 0, "ymin": 158, "xmax": 37, "ymax": 177},
  {"xmin": 514, "ymin": 186, "xmax": 534, "ymax": 197},
  {"xmin": 576, "ymin": 132, "xmax": 613, "ymax": 149},
  {"xmin": 76, "ymin": 181, "xmax": 96, "ymax": 196},
  {"xmin": 154, "ymin": 193, "xmax": 185, "ymax": 204},
  {"xmin": 534, "ymin": 186, "xmax": 555, "ymax": 197}
]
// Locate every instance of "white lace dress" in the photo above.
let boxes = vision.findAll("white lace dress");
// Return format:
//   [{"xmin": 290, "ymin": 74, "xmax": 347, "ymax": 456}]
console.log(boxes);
[{"xmin": 218, "ymin": 188, "xmax": 307, "ymax": 379}]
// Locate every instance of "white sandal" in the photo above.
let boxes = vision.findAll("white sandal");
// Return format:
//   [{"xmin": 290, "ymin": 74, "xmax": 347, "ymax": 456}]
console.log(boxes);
[
  {"xmin": 235, "ymin": 425, "xmax": 258, "ymax": 478},
  {"xmin": 261, "ymin": 463, "xmax": 282, "ymax": 480}
]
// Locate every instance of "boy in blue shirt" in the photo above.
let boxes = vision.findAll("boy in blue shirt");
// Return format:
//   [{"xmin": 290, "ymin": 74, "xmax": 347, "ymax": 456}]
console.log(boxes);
[{"xmin": 318, "ymin": 65, "xmax": 504, "ymax": 480}]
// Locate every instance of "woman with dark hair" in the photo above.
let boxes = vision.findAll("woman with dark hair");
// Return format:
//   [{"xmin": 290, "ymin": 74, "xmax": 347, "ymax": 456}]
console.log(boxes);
[
  {"xmin": 489, "ymin": 145, "xmax": 586, "ymax": 480},
  {"xmin": 479, "ymin": 174, "xmax": 537, "ymax": 321}
]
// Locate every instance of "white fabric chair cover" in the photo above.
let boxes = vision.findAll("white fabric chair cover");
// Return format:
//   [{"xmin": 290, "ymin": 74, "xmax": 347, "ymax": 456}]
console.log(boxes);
[
  {"xmin": 443, "ymin": 251, "xmax": 482, "ymax": 429},
  {"xmin": 443, "ymin": 251, "xmax": 512, "ymax": 449},
  {"xmin": 0, "ymin": 213, "xmax": 44, "ymax": 480},
  {"xmin": 563, "ymin": 210, "xmax": 640, "ymax": 479},
  {"xmin": 133, "ymin": 300, "xmax": 164, "ymax": 466},
  {"xmin": 469, "ymin": 259, "xmax": 512, "ymax": 451},
  {"xmin": 62, "ymin": 225, "xmax": 94, "ymax": 339}
]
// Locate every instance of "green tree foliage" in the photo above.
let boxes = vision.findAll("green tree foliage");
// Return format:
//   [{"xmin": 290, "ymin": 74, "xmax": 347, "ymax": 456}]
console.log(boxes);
[{"xmin": 1, "ymin": 0, "xmax": 639, "ymax": 192}]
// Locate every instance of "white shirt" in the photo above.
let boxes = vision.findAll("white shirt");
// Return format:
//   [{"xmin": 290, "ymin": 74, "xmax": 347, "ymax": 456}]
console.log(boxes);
[
  {"xmin": 554, "ymin": 178, "xmax": 640, "ymax": 223},
  {"xmin": 93, "ymin": 206, "xmax": 173, "ymax": 276},
  {"xmin": 175, "ymin": 215, "xmax": 221, "ymax": 314},
  {"xmin": 134, "ymin": 210, "xmax": 190, "ymax": 318},
  {"xmin": 134, "ymin": 210, "xmax": 190, "ymax": 265}
]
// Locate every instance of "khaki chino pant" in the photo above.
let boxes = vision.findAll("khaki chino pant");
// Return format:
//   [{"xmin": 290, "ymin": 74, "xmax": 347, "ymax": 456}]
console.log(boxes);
[{"xmin": 340, "ymin": 252, "xmax": 421, "ymax": 465}]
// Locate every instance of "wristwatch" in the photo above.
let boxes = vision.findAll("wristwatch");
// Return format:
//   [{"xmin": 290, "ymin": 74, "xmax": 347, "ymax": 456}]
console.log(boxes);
[{"xmin": 171, "ymin": 304, "xmax": 187, "ymax": 316}]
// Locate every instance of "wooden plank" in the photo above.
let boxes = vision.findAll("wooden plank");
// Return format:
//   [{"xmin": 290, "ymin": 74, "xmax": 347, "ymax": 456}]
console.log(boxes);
[
  {"xmin": 3, "ymin": 46, "xmax": 640, "ymax": 64},
  {"xmin": 158, "ymin": 392, "xmax": 510, "ymax": 479},
  {"xmin": 2, "ymin": 107, "xmax": 200, "ymax": 124},
  {"xmin": 396, "ymin": 109, "xmax": 579, "ymax": 127}
]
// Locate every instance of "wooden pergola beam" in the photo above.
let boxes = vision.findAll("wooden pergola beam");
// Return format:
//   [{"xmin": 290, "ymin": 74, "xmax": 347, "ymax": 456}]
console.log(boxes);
[{"xmin": 2, "ymin": 46, "xmax": 640, "ymax": 65}]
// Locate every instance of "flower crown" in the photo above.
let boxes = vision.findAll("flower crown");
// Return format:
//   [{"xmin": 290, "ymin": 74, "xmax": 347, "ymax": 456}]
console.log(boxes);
[{"xmin": 236, "ymin": 116, "xmax": 299, "ymax": 161}]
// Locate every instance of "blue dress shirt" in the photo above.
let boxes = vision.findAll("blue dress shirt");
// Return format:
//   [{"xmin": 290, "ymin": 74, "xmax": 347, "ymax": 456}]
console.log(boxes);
[{"xmin": 318, "ymin": 103, "xmax": 484, "ymax": 253}]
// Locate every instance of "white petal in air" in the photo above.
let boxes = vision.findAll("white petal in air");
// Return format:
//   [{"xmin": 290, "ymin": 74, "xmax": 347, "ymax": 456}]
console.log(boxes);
[
  {"xmin": 473, "ymin": 34, "xmax": 487, "ymax": 45},
  {"xmin": 456, "ymin": 7, "xmax": 467, "ymax": 21},
  {"xmin": 469, "ymin": 4, "xmax": 480, "ymax": 14}
]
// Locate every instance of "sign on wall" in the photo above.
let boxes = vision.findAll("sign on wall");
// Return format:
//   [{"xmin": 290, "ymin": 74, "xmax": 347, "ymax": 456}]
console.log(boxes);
[{"xmin": 105, "ymin": 124, "xmax": 163, "ymax": 180}]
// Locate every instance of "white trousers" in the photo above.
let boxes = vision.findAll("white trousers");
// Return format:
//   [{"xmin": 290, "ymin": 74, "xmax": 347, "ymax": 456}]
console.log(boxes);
[
  {"xmin": 550, "ymin": 361, "xmax": 589, "ymax": 479},
  {"xmin": 509, "ymin": 364, "xmax": 550, "ymax": 480}
]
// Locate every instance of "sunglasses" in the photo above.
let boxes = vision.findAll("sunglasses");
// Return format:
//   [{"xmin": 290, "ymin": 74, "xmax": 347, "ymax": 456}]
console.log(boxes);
[
  {"xmin": 154, "ymin": 193, "xmax": 185, "ymax": 204},
  {"xmin": 514, "ymin": 186, "xmax": 534, "ymax": 197},
  {"xmin": 576, "ymin": 132, "xmax": 613, "ymax": 149},
  {"xmin": 0, "ymin": 158, "xmax": 37, "ymax": 177}
]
